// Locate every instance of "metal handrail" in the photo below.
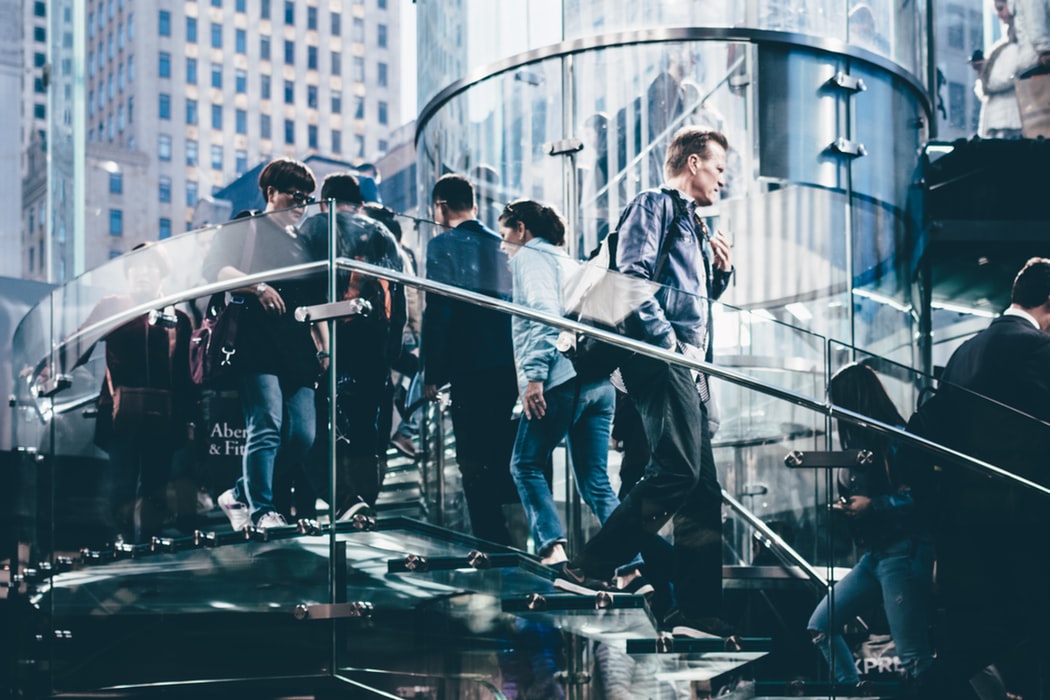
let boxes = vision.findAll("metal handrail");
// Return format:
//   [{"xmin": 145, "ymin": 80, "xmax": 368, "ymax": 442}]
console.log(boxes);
[{"xmin": 327, "ymin": 256, "xmax": 1050, "ymax": 500}]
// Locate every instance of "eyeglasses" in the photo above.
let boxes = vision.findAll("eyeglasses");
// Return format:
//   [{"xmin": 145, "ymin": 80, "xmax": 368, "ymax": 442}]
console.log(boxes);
[{"xmin": 282, "ymin": 189, "xmax": 314, "ymax": 206}]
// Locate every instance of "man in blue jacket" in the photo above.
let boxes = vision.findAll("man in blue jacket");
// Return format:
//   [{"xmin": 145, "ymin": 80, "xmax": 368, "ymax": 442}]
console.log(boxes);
[
  {"xmin": 421, "ymin": 174, "xmax": 520, "ymax": 545},
  {"xmin": 555, "ymin": 127, "xmax": 736, "ymax": 640}
]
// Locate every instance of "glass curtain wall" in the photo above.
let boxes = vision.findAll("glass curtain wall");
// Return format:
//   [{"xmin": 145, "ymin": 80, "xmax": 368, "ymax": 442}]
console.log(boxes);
[{"xmin": 416, "ymin": 0, "xmax": 930, "ymax": 568}]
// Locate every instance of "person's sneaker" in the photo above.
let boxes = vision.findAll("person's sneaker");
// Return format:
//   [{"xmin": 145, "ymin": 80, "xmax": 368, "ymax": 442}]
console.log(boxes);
[
  {"xmin": 195, "ymin": 488, "xmax": 216, "ymax": 515},
  {"xmin": 665, "ymin": 610, "xmax": 737, "ymax": 641},
  {"xmin": 618, "ymin": 574, "xmax": 655, "ymax": 598},
  {"xmin": 336, "ymin": 499, "xmax": 376, "ymax": 522},
  {"xmin": 550, "ymin": 562, "xmax": 614, "ymax": 595},
  {"xmin": 390, "ymin": 433, "xmax": 421, "ymax": 458},
  {"xmin": 255, "ymin": 511, "xmax": 288, "ymax": 529},
  {"xmin": 218, "ymin": 489, "xmax": 250, "ymax": 531}
]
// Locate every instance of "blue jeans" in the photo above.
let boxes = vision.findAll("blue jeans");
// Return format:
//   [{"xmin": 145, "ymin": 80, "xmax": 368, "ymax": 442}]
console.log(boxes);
[
  {"xmin": 511, "ymin": 378, "xmax": 622, "ymax": 556},
  {"xmin": 808, "ymin": 536, "xmax": 935, "ymax": 684},
  {"xmin": 233, "ymin": 373, "xmax": 316, "ymax": 522}
]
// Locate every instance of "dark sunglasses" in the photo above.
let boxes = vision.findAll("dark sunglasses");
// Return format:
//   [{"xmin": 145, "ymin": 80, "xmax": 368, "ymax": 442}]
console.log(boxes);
[{"xmin": 282, "ymin": 189, "xmax": 314, "ymax": 206}]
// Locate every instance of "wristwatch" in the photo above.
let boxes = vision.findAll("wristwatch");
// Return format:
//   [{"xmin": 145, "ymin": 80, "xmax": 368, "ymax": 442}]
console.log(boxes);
[{"xmin": 255, "ymin": 282, "xmax": 268, "ymax": 296}]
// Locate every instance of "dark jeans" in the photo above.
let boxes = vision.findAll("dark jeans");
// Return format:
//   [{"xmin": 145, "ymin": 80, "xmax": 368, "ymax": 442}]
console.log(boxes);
[
  {"xmin": 107, "ymin": 434, "xmax": 174, "ymax": 543},
  {"xmin": 574, "ymin": 355, "xmax": 722, "ymax": 619},
  {"xmin": 449, "ymin": 367, "xmax": 520, "ymax": 546}
]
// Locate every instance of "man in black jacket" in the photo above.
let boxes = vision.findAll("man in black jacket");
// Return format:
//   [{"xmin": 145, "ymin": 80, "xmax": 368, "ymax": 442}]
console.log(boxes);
[
  {"xmin": 920, "ymin": 257, "xmax": 1050, "ymax": 698},
  {"xmin": 421, "ymin": 174, "xmax": 520, "ymax": 545},
  {"xmin": 554, "ymin": 128, "xmax": 736, "ymax": 640}
]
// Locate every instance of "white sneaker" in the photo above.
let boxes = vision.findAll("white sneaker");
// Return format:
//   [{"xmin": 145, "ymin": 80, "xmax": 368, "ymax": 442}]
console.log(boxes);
[
  {"xmin": 218, "ymin": 489, "xmax": 250, "ymax": 531},
  {"xmin": 255, "ymin": 511, "xmax": 288, "ymax": 529}
]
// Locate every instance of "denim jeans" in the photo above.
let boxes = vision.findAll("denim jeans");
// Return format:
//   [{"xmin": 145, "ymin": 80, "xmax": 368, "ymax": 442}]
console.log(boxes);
[
  {"xmin": 808, "ymin": 536, "xmax": 935, "ymax": 684},
  {"xmin": 233, "ymin": 373, "xmax": 316, "ymax": 522},
  {"xmin": 511, "ymin": 378, "xmax": 621, "ymax": 556}
]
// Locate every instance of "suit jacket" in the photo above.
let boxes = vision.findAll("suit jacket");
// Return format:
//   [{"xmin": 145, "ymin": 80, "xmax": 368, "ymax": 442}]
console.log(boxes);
[
  {"xmin": 931, "ymin": 313, "xmax": 1050, "ymax": 514},
  {"xmin": 421, "ymin": 220, "xmax": 515, "ymax": 386}
]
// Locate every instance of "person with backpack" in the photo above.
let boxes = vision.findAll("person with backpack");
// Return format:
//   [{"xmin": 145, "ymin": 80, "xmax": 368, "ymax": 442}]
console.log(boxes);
[
  {"xmin": 299, "ymin": 172, "xmax": 406, "ymax": 517},
  {"xmin": 551, "ymin": 127, "xmax": 736, "ymax": 641}
]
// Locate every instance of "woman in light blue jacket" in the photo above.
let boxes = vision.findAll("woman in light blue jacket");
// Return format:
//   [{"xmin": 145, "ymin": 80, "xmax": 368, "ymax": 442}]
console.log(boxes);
[{"xmin": 498, "ymin": 199, "xmax": 624, "ymax": 568}]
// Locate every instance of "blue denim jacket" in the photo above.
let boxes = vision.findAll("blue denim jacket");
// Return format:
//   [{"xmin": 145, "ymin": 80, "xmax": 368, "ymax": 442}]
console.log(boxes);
[
  {"xmin": 509, "ymin": 238, "xmax": 576, "ymax": 395},
  {"xmin": 615, "ymin": 188, "xmax": 733, "ymax": 350}
]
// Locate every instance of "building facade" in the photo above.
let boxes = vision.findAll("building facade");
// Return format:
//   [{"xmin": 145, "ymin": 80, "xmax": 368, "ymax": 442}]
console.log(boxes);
[{"xmin": 24, "ymin": 0, "xmax": 402, "ymax": 282}]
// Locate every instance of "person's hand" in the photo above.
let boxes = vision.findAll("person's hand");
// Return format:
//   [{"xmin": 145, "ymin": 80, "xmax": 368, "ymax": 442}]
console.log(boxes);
[
  {"xmin": 834, "ymin": 495, "xmax": 871, "ymax": 515},
  {"xmin": 711, "ymin": 229, "xmax": 732, "ymax": 272},
  {"xmin": 256, "ymin": 284, "xmax": 286, "ymax": 316},
  {"xmin": 522, "ymin": 381, "xmax": 547, "ymax": 420}
]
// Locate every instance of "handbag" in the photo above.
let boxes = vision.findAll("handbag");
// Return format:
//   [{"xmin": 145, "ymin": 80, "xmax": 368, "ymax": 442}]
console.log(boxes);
[
  {"xmin": 557, "ymin": 195, "xmax": 678, "ymax": 381},
  {"xmin": 1015, "ymin": 63, "xmax": 1050, "ymax": 138}
]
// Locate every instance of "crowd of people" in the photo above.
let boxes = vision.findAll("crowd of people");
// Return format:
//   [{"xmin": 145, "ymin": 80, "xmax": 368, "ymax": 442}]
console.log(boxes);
[{"xmin": 72, "ymin": 118, "xmax": 1050, "ymax": 697}]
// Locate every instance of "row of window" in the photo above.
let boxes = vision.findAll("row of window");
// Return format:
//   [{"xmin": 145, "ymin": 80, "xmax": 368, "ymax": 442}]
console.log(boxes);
[
  {"xmin": 88, "ymin": 14, "xmax": 134, "ymax": 73},
  {"xmin": 108, "ymin": 210, "xmax": 173, "ymax": 240},
  {"xmin": 164, "ymin": 90, "xmax": 385, "ymax": 124},
  {"xmin": 161, "ymin": 8, "xmax": 387, "ymax": 46}
]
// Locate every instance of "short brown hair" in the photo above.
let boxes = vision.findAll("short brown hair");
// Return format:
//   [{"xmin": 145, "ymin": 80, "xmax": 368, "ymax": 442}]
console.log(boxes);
[
  {"xmin": 1011, "ymin": 257, "xmax": 1050, "ymax": 309},
  {"xmin": 431, "ymin": 174, "xmax": 475, "ymax": 213},
  {"xmin": 258, "ymin": 157, "xmax": 316, "ymax": 197},
  {"xmin": 663, "ymin": 127, "xmax": 729, "ymax": 179}
]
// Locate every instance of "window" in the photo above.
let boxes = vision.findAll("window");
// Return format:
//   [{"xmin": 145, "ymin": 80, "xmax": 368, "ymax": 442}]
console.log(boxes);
[
  {"xmin": 260, "ymin": 36, "xmax": 271, "ymax": 60},
  {"xmin": 261, "ymin": 75, "xmax": 271, "ymax": 99},
  {"xmin": 211, "ymin": 144, "xmax": 223, "ymax": 169},
  {"xmin": 235, "ymin": 28, "xmax": 246, "ymax": 53},
  {"xmin": 284, "ymin": 40, "xmax": 294, "ymax": 64},
  {"xmin": 352, "ymin": 56, "xmax": 364, "ymax": 81},
  {"xmin": 159, "ymin": 51, "xmax": 171, "ymax": 77},
  {"xmin": 377, "ymin": 0, "xmax": 386, "ymax": 8},
  {"xmin": 89, "ymin": 91, "xmax": 95, "ymax": 116},
  {"xmin": 261, "ymin": 0, "xmax": 270, "ymax": 19},
  {"xmin": 211, "ymin": 104, "xmax": 223, "ymax": 129},
  {"xmin": 210, "ymin": 23, "xmax": 222, "ymax": 49},
  {"xmin": 308, "ymin": 124, "xmax": 318, "ymax": 149},
  {"xmin": 331, "ymin": 50, "xmax": 341, "ymax": 75},
  {"xmin": 377, "ymin": 100, "xmax": 388, "ymax": 125},
  {"xmin": 211, "ymin": 65, "xmax": 222, "ymax": 88},
  {"xmin": 186, "ymin": 99, "xmax": 198, "ymax": 125},
  {"xmin": 128, "ymin": 94, "xmax": 134, "ymax": 122},
  {"xmin": 946, "ymin": 4, "xmax": 965, "ymax": 51},
  {"xmin": 158, "ymin": 93, "xmax": 171, "ymax": 119},
  {"xmin": 158, "ymin": 10, "xmax": 170, "ymax": 36},
  {"xmin": 331, "ymin": 130, "xmax": 341, "ymax": 154},
  {"xmin": 354, "ymin": 134, "xmax": 365, "ymax": 157},
  {"xmin": 158, "ymin": 134, "xmax": 171, "ymax": 160},
  {"xmin": 260, "ymin": 114, "xmax": 271, "ymax": 139},
  {"xmin": 118, "ymin": 63, "xmax": 125, "ymax": 91},
  {"xmin": 158, "ymin": 176, "xmax": 172, "ymax": 202},
  {"xmin": 187, "ymin": 181, "xmax": 199, "ymax": 206},
  {"xmin": 352, "ymin": 17, "xmax": 364, "ymax": 42},
  {"xmin": 235, "ymin": 149, "xmax": 247, "ymax": 174},
  {"xmin": 377, "ymin": 62, "xmax": 387, "ymax": 87},
  {"xmin": 109, "ymin": 172, "xmax": 123, "ymax": 194},
  {"xmin": 159, "ymin": 218, "xmax": 172, "ymax": 239},
  {"xmin": 307, "ymin": 46, "xmax": 317, "ymax": 70},
  {"xmin": 948, "ymin": 81, "xmax": 966, "ymax": 129},
  {"xmin": 186, "ymin": 57, "xmax": 197, "ymax": 84},
  {"xmin": 353, "ymin": 96, "xmax": 364, "ymax": 119},
  {"xmin": 284, "ymin": 1, "xmax": 294, "ymax": 24},
  {"xmin": 34, "ymin": 77, "xmax": 46, "ymax": 94},
  {"xmin": 186, "ymin": 139, "xmax": 198, "ymax": 165},
  {"xmin": 34, "ymin": 103, "xmax": 46, "ymax": 120},
  {"xmin": 34, "ymin": 1, "xmax": 45, "ymax": 17},
  {"xmin": 284, "ymin": 80, "xmax": 294, "ymax": 104},
  {"xmin": 236, "ymin": 0, "xmax": 245, "ymax": 12},
  {"xmin": 211, "ymin": 0, "xmax": 222, "ymax": 7},
  {"xmin": 377, "ymin": 24, "xmax": 387, "ymax": 49},
  {"xmin": 34, "ymin": 26, "xmax": 46, "ymax": 42},
  {"xmin": 235, "ymin": 68, "xmax": 247, "ymax": 93},
  {"xmin": 331, "ymin": 12, "xmax": 341, "ymax": 36},
  {"xmin": 307, "ymin": 6, "xmax": 317, "ymax": 30},
  {"xmin": 109, "ymin": 209, "xmax": 123, "ymax": 235},
  {"xmin": 284, "ymin": 119, "xmax": 294, "ymax": 143},
  {"xmin": 378, "ymin": 139, "xmax": 388, "ymax": 153},
  {"xmin": 186, "ymin": 16, "xmax": 197, "ymax": 42},
  {"xmin": 128, "ymin": 11, "xmax": 135, "ymax": 39},
  {"xmin": 128, "ymin": 54, "xmax": 134, "ymax": 80},
  {"xmin": 331, "ymin": 90, "xmax": 342, "ymax": 113},
  {"xmin": 236, "ymin": 109, "xmax": 247, "ymax": 134},
  {"xmin": 307, "ymin": 85, "xmax": 318, "ymax": 108}
]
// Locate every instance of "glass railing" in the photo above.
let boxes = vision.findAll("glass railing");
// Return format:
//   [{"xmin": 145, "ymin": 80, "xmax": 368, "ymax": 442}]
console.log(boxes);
[{"xmin": 8, "ymin": 208, "xmax": 1047, "ymax": 697}]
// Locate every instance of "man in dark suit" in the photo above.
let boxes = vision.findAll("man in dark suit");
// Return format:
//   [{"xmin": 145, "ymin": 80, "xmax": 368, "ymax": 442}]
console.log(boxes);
[
  {"xmin": 921, "ymin": 257, "xmax": 1050, "ymax": 699},
  {"xmin": 421, "ymin": 174, "xmax": 520, "ymax": 545}
]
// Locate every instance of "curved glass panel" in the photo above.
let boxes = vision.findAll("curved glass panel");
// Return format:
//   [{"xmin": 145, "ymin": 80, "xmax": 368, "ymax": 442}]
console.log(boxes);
[{"xmin": 416, "ymin": 0, "xmax": 926, "ymax": 112}]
